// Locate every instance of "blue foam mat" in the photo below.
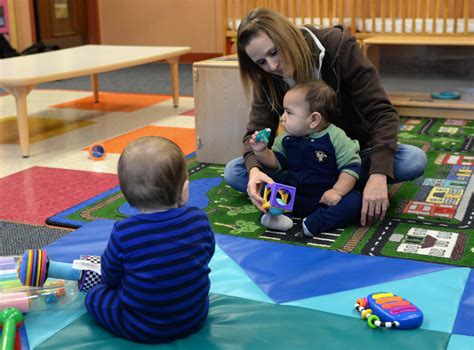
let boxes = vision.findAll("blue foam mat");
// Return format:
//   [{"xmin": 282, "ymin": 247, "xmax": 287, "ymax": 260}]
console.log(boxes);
[
  {"xmin": 215, "ymin": 234, "xmax": 456, "ymax": 303},
  {"xmin": 45, "ymin": 221, "xmax": 462, "ymax": 305},
  {"xmin": 37, "ymin": 219, "xmax": 473, "ymax": 349},
  {"xmin": 283, "ymin": 267, "xmax": 470, "ymax": 333},
  {"xmin": 44, "ymin": 219, "xmax": 114, "ymax": 262},
  {"xmin": 447, "ymin": 334, "xmax": 474, "ymax": 350},
  {"xmin": 452, "ymin": 269, "xmax": 474, "ymax": 336},
  {"xmin": 24, "ymin": 293, "xmax": 87, "ymax": 349},
  {"xmin": 209, "ymin": 245, "xmax": 273, "ymax": 303}
]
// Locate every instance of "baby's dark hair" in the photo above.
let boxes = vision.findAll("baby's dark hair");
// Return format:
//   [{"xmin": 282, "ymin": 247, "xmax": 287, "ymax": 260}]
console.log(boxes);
[
  {"xmin": 290, "ymin": 80, "xmax": 338, "ymax": 123},
  {"xmin": 118, "ymin": 136, "xmax": 187, "ymax": 211}
]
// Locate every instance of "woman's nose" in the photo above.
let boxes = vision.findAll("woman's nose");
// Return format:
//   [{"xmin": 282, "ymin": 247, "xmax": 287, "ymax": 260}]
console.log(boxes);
[{"xmin": 268, "ymin": 58, "xmax": 279, "ymax": 72}]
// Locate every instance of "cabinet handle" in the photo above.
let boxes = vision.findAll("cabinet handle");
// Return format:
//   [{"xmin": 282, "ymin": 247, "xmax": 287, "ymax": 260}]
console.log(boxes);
[
  {"xmin": 196, "ymin": 136, "xmax": 202, "ymax": 149},
  {"xmin": 193, "ymin": 68, "xmax": 198, "ymax": 82}
]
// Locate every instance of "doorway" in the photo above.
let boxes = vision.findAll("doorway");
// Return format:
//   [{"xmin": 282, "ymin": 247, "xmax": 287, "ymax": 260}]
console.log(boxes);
[{"xmin": 34, "ymin": 0, "xmax": 99, "ymax": 49}]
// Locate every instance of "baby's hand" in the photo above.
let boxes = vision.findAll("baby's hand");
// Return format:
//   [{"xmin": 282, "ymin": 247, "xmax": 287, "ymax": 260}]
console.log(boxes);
[
  {"xmin": 250, "ymin": 130, "xmax": 269, "ymax": 153},
  {"xmin": 320, "ymin": 189, "xmax": 342, "ymax": 206}
]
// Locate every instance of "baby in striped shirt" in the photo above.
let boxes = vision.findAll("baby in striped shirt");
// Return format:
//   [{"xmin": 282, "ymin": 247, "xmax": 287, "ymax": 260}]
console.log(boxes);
[{"xmin": 85, "ymin": 136, "xmax": 215, "ymax": 343}]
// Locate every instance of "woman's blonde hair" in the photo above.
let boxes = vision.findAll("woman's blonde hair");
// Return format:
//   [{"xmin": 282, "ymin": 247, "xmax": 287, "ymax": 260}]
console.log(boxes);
[{"xmin": 237, "ymin": 8, "xmax": 316, "ymax": 109}]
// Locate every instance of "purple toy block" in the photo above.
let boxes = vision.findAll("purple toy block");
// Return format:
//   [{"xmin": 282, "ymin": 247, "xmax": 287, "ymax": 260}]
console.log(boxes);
[{"xmin": 265, "ymin": 182, "xmax": 296, "ymax": 212}]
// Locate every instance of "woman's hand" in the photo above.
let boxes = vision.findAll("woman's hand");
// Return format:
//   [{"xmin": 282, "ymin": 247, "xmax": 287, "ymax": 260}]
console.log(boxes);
[
  {"xmin": 361, "ymin": 174, "xmax": 389, "ymax": 226},
  {"xmin": 247, "ymin": 167, "xmax": 274, "ymax": 212}
]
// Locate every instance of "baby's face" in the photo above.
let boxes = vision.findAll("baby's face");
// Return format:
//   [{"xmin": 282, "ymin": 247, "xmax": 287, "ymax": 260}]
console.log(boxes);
[{"xmin": 281, "ymin": 90, "xmax": 314, "ymax": 137}]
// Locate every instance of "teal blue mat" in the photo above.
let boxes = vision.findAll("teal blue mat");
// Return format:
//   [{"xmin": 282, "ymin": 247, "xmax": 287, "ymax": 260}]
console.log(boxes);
[{"xmin": 35, "ymin": 293, "xmax": 450, "ymax": 350}]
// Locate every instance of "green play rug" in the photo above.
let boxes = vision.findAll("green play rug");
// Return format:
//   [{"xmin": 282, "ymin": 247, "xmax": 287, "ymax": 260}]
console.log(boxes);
[{"xmin": 46, "ymin": 117, "xmax": 474, "ymax": 267}]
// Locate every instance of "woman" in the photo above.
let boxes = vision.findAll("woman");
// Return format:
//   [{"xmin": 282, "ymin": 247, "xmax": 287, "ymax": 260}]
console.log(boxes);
[{"xmin": 224, "ymin": 8, "xmax": 427, "ymax": 227}]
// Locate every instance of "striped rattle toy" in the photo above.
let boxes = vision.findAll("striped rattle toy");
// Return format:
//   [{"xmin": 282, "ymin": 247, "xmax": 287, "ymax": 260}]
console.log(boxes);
[
  {"xmin": 17, "ymin": 249, "xmax": 102, "ymax": 292},
  {"xmin": 355, "ymin": 292, "xmax": 423, "ymax": 329}
]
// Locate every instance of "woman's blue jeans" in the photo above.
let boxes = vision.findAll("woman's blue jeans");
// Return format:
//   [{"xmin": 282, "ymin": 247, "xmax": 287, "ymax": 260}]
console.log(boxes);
[{"xmin": 223, "ymin": 144, "xmax": 428, "ymax": 193}]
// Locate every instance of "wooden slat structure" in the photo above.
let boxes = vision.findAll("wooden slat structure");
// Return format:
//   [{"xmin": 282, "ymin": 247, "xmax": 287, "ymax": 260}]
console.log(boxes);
[{"xmin": 222, "ymin": 0, "xmax": 474, "ymax": 55}]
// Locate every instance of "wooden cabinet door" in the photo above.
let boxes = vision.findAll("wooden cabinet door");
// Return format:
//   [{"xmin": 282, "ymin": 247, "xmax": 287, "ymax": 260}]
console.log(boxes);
[
  {"xmin": 193, "ymin": 58, "xmax": 251, "ymax": 165},
  {"xmin": 36, "ymin": 0, "xmax": 88, "ymax": 48}
]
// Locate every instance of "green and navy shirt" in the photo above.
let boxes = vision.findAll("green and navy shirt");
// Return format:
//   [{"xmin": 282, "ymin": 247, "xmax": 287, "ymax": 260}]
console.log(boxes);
[{"xmin": 272, "ymin": 124, "xmax": 361, "ymax": 198}]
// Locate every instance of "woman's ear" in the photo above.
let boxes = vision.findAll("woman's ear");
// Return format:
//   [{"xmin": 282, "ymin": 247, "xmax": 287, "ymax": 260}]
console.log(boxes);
[
  {"xmin": 178, "ymin": 179, "xmax": 189, "ymax": 207},
  {"xmin": 309, "ymin": 112, "xmax": 322, "ymax": 128}
]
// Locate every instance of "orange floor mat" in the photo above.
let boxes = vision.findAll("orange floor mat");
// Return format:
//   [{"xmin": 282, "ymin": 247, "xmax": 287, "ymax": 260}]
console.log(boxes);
[
  {"xmin": 0, "ymin": 116, "xmax": 94, "ymax": 144},
  {"xmin": 86, "ymin": 126, "xmax": 196, "ymax": 156},
  {"xmin": 52, "ymin": 92, "xmax": 171, "ymax": 112}
]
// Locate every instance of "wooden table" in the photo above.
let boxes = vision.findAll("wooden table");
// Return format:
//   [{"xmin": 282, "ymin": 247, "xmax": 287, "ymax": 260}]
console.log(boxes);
[{"xmin": 0, "ymin": 45, "xmax": 190, "ymax": 157}]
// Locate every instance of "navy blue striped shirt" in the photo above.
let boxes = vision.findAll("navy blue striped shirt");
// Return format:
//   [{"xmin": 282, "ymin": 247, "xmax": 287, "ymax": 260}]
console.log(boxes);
[{"xmin": 86, "ymin": 206, "xmax": 215, "ymax": 343}]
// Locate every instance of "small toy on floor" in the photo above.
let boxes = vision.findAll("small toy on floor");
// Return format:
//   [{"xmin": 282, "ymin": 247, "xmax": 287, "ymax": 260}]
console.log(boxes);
[
  {"xmin": 17, "ymin": 249, "xmax": 101, "ymax": 292},
  {"xmin": 355, "ymin": 292, "xmax": 423, "ymax": 329},
  {"xmin": 88, "ymin": 143, "xmax": 107, "ymax": 161}
]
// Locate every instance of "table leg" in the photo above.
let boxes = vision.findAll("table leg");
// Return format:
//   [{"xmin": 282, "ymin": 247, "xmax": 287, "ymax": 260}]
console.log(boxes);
[
  {"xmin": 91, "ymin": 74, "xmax": 100, "ymax": 103},
  {"xmin": 166, "ymin": 57, "xmax": 180, "ymax": 107},
  {"xmin": 6, "ymin": 86, "xmax": 34, "ymax": 158}
]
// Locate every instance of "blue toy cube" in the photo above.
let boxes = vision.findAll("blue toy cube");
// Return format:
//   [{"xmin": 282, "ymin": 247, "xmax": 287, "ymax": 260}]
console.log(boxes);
[{"xmin": 262, "ymin": 182, "xmax": 296, "ymax": 215}]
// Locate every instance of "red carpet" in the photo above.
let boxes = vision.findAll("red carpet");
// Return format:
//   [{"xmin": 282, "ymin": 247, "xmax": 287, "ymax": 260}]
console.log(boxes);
[{"xmin": 0, "ymin": 167, "xmax": 118, "ymax": 225}]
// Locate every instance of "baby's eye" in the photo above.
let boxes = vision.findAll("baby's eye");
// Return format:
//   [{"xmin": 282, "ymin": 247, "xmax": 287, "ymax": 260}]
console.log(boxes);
[{"xmin": 270, "ymin": 49, "xmax": 277, "ymax": 56}]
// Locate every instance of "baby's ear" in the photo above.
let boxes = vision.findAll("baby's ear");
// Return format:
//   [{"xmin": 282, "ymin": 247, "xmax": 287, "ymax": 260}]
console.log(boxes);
[
  {"xmin": 178, "ymin": 180, "xmax": 190, "ymax": 207},
  {"xmin": 310, "ymin": 112, "xmax": 322, "ymax": 128}
]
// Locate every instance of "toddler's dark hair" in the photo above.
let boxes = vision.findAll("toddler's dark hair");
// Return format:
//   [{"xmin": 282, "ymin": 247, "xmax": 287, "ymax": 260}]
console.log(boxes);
[{"xmin": 291, "ymin": 80, "xmax": 338, "ymax": 122}]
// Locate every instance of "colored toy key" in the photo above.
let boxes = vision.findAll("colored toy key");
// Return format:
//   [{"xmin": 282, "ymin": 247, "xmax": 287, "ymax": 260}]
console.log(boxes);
[
  {"xmin": 256, "ymin": 128, "xmax": 271, "ymax": 143},
  {"xmin": 355, "ymin": 292, "xmax": 423, "ymax": 329}
]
